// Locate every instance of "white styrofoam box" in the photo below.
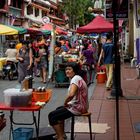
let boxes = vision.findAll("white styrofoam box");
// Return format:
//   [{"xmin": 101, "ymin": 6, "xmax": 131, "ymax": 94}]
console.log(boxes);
[{"xmin": 3, "ymin": 88, "xmax": 32, "ymax": 107}]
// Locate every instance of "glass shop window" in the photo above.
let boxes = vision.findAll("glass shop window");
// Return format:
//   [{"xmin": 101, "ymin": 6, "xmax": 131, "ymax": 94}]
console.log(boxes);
[
  {"xmin": 27, "ymin": 5, "xmax": 33, "ymax": 15},
  {"xmin": 35, "ymin": 8, "xmax": 39, "ymax": 17},
  {"xmin": 42, "ymin": 11, "xmax": 47, "ymax": 17}
]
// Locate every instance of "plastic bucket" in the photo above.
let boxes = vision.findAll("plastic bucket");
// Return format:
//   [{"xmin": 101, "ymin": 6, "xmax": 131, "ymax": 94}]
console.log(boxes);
[
  {"xmin": 13, "ymin": 127, "xmax": 33, "ymax": 140},
  {"xmin": 96, "ymin": 65, "xmax": 106, "ymax": 73},
  {"xmin": 97, "ymin": 72, "xmax": 107, "ymax": 83}
]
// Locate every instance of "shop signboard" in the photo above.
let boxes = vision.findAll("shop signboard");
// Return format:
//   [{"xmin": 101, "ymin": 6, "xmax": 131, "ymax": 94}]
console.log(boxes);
[
  {"xmin": 135, "ymin": 0, "xmax": 140, "ymax": 27},
  {"xmin": 105, "ymin": 0, "xmax": 129, "ymax": 19}
]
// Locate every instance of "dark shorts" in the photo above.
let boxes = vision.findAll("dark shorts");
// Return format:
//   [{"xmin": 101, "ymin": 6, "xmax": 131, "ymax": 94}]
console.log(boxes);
[{"xmin": 48, "ymin": 106, "xmax": 74, "ymax": 126}]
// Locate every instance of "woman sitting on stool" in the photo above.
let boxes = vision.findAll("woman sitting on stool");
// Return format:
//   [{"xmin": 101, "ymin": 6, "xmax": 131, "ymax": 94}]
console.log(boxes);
[{"xmin": 48, "ymin": 62, "xmax": 88, "ymax": 140}]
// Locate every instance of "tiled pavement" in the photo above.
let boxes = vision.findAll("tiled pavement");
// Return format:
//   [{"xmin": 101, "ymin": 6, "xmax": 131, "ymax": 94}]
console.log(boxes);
[
  {"xmin": 1, "ymin": 63, "xmax": 140, "ymax": 140},
  {"xmin": 74, "ymin": 63, "xmax": 140, "ymax": 140}
]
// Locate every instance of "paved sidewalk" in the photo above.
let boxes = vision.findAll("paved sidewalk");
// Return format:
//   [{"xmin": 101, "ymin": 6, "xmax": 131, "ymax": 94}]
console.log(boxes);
[{"xmin": 74, "ymin": 63, "xmax": 140, "ymax": 140}]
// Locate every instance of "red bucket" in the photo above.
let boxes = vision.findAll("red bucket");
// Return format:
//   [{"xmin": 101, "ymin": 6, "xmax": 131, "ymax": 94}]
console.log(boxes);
[
  {"xmin": 96, "ymin": 65, "xmax": 106, "ymax": 73},
  {"xmin": 97, "ymin": 72, "xmax": 107, "ymax": 83}
]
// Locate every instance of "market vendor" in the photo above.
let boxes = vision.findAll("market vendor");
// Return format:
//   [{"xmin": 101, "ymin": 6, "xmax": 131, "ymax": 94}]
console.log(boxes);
[
  {"xmin": 60, "ymin": 40, "xmax": 69, "ymax": 52},
  {"xmin": 55, "ymin": 41, "xmax": 63, "ymax": 55},
  {"xmin": 48, "ymin": 62, "xmax": 88, "ymax": 140}
]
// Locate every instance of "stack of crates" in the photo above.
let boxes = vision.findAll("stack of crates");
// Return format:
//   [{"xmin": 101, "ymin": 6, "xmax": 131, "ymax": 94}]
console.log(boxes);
[{"xmin": 13, "ymin": 127, "xmax": 33, "ymax": 140}]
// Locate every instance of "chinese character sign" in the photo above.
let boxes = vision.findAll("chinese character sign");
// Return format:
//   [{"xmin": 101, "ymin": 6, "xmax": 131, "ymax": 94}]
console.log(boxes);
[{"xmin": 105, "ymin": 0, "xmax": 128, "ymax": 19}]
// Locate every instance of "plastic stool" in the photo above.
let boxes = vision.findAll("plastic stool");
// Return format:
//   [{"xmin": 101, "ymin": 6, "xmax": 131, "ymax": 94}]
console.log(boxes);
[{"xmin": 71, "ymin": 112, "xmax": 92, "ymax": 140}]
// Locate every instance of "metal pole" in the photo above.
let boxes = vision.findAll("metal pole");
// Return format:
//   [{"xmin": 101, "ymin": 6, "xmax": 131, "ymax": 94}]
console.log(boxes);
[
  {"xmin": 48, "ymin": 24, "xmax": 56, "ymax": 80},
  {"xmin": 110, "ymin": 0, "xmax": 123, "ymax": 98},
  {"xmin": 111, "ymin": 1, "xmax": 123, "ymax": 140}
]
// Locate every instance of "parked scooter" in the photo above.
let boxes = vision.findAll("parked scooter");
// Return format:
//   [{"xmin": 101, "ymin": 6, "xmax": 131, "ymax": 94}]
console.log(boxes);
[{"xmin": 2, "ymin": 61, "xmax": 18, "ymax": 80}]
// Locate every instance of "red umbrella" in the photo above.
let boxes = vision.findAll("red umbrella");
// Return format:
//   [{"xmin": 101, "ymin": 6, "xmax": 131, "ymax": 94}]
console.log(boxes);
[
  {"xmin": 41, "ymin": 23, "xmax": 67, "ymax": 35},
  {"xmin": 77, "ymin": 15, "xmax": 113, "ymax": 33}
]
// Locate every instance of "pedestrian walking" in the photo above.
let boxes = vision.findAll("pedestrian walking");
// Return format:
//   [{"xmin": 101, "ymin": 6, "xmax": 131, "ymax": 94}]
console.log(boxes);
[
  {"xmin": 98, "ymin": 32, "xmax": 114, "ymax": 90},
  {"xmin": 38, "ymin": 42, "xmax": 49, "ymax": 83},
  {"xmin": 80, "ymin": 42, "xmax": 96, "ymax": 85},
  {"xmin": 32, "ymin": 40, "xmax": 40, "ymax": 77},
  {"xmin": 16, "ymin": 40, "xmax": 33, "ymax": 83}
]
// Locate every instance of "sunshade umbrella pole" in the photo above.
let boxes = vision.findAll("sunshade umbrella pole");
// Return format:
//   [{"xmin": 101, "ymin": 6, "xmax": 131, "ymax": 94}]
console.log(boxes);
[{"xmin": 47, "ymin": 24, "xmax": 56, "ymax": 86}]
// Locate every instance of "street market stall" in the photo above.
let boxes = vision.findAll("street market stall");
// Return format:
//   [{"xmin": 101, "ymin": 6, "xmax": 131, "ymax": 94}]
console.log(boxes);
[
  {"xmin": 0, "ymin": 24, "xmax": 19, "ymax": 35},
  {"xmin": 8, "ymin": 25, "xmax": 27, "ymax": 34},
  {"xmin": 0, "ymin": 24, "xmax": 27, "ymax": 35},
  {"xmin": 76, "ymin": 15, "xmax": 114, "ymax": 85},
  {"xmin": 76, "ymin": 15, "xmax": 113, "ymax": 34},
  {"xmin": 54, "ymin": 49, "xmax": 79, "ymax": 87},
  {"xmin": 27, "ymin": 27, "xmax": 51, "ymax": 35}
]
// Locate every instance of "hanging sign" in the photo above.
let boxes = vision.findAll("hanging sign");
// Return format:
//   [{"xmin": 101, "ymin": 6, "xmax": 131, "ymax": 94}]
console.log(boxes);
[
  {"xmin": 42, "ymin": 16, "xmax": 50, "ymax": 24},
  {"xmin": 105, "ymin": 0, "xmax": 129, "ymax": 19}
]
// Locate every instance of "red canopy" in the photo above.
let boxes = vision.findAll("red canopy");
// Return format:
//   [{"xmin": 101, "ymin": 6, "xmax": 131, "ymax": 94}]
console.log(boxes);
[
  {"xmin": 27, "ymin": 27, "xmax": 42, "ymax": 34},
  {"xmin": 41, "ymin": 23, "xmax": 67, "ymax": 35},
  {"xmin": 76, "ymin": 16, "xmax": 113, "ymax": 34}
]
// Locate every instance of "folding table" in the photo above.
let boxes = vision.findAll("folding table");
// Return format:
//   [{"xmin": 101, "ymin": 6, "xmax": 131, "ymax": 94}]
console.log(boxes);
[{"xmin": 0, "ymin": 102, "xmax": 42, "ymax": 140}]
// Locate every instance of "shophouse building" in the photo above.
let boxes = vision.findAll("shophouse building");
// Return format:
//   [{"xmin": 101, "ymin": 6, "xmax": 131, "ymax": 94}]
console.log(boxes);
[{"xmin": 0, "ymin": 0, "xmax": 65, "ymax": 56}]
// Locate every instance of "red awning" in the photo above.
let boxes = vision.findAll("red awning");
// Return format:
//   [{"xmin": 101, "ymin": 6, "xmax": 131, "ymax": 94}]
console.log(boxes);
[
  {"xmin": 27, "ymin": 27, "xmax": 42, "ymax": 34},
  {"xmin": 52, "ymin": 20, "xmax": 65, "ymax": 25},
  {"xmin": 77, "ymin": 15, "xmax": 113, "ymax": 33}
]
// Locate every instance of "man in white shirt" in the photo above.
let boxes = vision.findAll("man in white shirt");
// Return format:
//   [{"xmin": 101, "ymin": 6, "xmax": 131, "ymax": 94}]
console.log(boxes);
[{"xmin": 5, "ymin": 42, "xmax": 17, "ymax": 63}]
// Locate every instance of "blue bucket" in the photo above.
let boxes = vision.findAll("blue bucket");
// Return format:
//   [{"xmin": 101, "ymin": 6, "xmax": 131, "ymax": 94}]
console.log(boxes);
[{"xmin": 13, "ymin": 127, "xmax": 33, "ymax": 140}]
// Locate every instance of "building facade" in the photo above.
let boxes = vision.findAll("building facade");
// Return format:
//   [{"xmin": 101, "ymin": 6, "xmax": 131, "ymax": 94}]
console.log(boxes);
[{"xmin": 0, "ymin": 0, "xmax": 65, "ymax": 56}]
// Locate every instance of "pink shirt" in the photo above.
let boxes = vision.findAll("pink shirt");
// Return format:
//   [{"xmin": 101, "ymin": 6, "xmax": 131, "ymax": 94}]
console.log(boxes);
[{"xmin": 66, "ymin": 75, "xmax": 88, "ymax": 115}]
